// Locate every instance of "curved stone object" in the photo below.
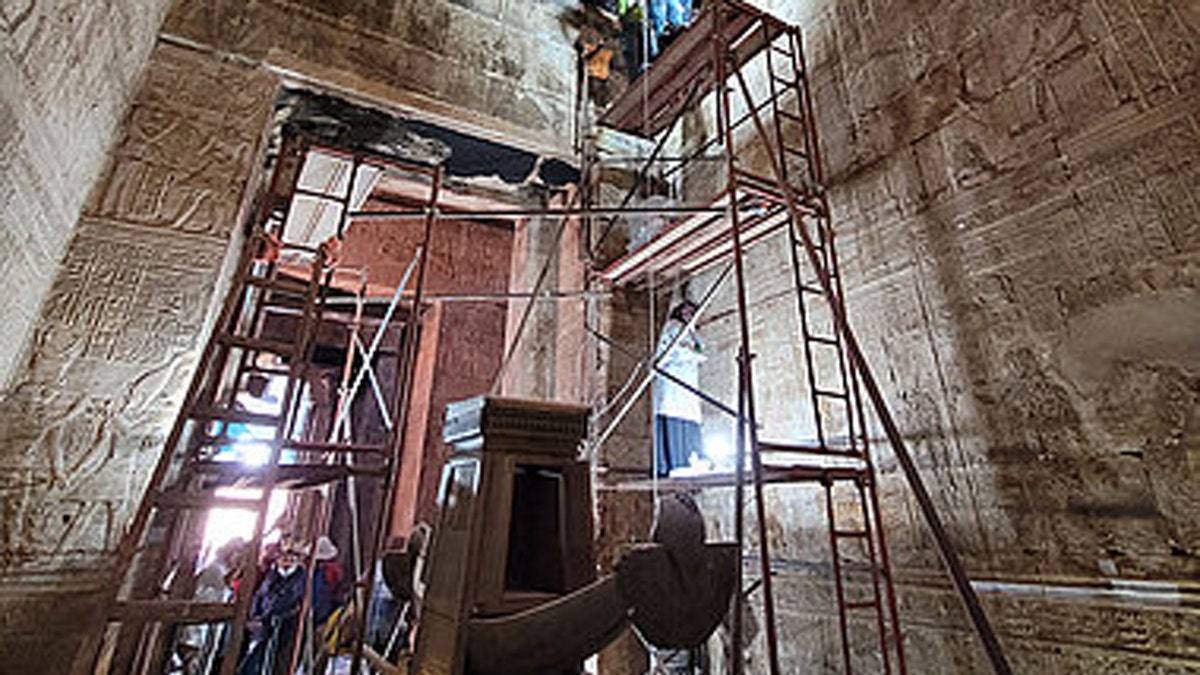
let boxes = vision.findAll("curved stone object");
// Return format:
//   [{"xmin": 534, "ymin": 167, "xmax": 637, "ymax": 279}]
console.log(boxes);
[
  {"xmin": 616, "ymin": 541, "xmax": 738, "ymax": 649},
  {"xmin": 466, "ymin": 575, "xmax": 629, "ymax": 675}
]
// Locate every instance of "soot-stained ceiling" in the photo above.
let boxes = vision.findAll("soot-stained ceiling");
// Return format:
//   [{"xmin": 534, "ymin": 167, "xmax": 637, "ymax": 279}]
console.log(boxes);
[{"xmin": 275, "ymin": 89, "xmax": 580, "ymax": 189}]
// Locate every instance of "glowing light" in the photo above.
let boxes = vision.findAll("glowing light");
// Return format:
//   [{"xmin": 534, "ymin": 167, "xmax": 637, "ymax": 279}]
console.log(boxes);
[
  {"xmin": 232, "ymin": 441, "xmax": 273, "ymax": 466},
  {"xmin": 200, "ymin": 488, "xmax": 290, "ymax": 564},
  {"xmin": 703, "ymin": 432, "xmax": 735, "ymax": 468}
]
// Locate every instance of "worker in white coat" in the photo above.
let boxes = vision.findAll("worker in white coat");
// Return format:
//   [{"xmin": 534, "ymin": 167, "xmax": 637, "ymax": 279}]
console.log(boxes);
[{"xmin": 653, "ymin": 299, "xmax": 705, "ymax": 476}]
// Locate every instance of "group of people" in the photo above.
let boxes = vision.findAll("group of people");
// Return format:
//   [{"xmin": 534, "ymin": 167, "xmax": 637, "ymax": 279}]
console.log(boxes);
[
  {"xmin": 237, "ymin": 536, "xmax": 345, "ymax": 675},
  {"xmin": 174, "ymin": 539, "xmax": 247, "ymax": 675},
  {"xmin": 173, "ymin": 534, "xmax": 346, "ymax": 675},
  {"xmin": 582, "ymin": 0, "xmax": 697, "ymax": 81}
]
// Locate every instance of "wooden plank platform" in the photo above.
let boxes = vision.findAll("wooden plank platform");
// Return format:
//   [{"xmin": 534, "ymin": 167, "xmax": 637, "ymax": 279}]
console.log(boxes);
[
  {"xmin": 599, "ymin": 462, "xmax": 867, "ymax": 492},
  {"xmin": 597, "ymin": 187, "xmax": 789, "ymax": 285},
  {"xmin": 194, "ymin": 461, "xmax": 386, "ymax": 489},
  {"xmin": 600, "ymin": 0, "xmax": 786, "ymax": 137}
]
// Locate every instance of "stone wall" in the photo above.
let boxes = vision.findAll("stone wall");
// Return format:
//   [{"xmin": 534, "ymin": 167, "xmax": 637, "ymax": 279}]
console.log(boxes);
[
  {"xmin": 0, "ymin": 0, "xmax": 582, "ymax": 670},
  {"xmin": 161, "ymin": 0, "xmax": 577, "ymax": 154},
  {"xmin": 1, "ymin": 0, "xmax": 1191, "ymax": 671},
  {"xmin": 682, "ymin": 0, "xmax": 1199, "ymax": 672},
  {"xmin": 0, "ymin": 0, "xmax": 172, "ymax": 387},
  {"xmin": 0, "ymin": 39, "xmax": 276, "ymax": 672}
]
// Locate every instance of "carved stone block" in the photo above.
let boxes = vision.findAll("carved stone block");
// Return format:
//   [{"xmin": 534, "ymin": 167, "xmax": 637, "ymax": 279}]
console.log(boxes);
[
  {"xmin": 35, "ymin": 221, "xmax": 223, "ymax": 365},
  {"xmin": 0, "ymin": 40, "xmax": 275, "ymax": 586}
]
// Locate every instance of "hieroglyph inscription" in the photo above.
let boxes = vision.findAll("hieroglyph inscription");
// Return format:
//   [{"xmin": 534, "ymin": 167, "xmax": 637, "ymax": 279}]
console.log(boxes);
[
  {"xmin": 35, "ymin": 221, "xmax": 223, "ymax": 365},
  {"xmin": 0, "ymin": 41, "xmax": 275, "ymax": 577},
  {"xmin": 82, "ymin": 41, "xmax": 274, "ymax": 239},
  {"xmin": 0, "ymin": 223, "xmax": 227, "ymax": 570},
  {"xmin": 90, "ymin": 109, "xmax": 261, "ymax": 238}
]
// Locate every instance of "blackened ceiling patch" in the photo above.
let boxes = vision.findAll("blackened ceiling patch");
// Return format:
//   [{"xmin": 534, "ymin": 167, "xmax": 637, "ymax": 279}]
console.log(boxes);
[
  {"xmin": 275, "ymin": 89, "xmax": 574, "ymax": 187},
  {"xmin": 538, "ymin": 157, "xmax": 582, "ymax": 188},
  {"xmin": 406, "ymin": 119, "xmax": 536, "ymax": 182}
]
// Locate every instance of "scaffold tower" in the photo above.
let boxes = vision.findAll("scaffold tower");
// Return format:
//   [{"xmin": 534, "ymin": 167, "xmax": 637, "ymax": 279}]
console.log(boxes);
[
  {"xmin": 88, "ymin": 136, "xmax": 443, "ymax": 675},
  {"xmin": 582, "ymin": 1, "xmax": 1013, "ymax": 674}
]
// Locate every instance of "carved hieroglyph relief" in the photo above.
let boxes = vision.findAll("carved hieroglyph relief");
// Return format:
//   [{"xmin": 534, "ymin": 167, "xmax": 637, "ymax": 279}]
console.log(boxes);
[
  {"xmin": 0, "ymin": 41, "xmax": 276, "ymax": 574},
  {"xmin": 35, "ymin": 221, "xmax": 223, "ymax": 366},
  {"xmin": 85, "ymin": 46, "xmax": 271, "ymax": 240},
  {"xmin": 0, "ymin": 221, "xmax": 229, "ymax": 570}
]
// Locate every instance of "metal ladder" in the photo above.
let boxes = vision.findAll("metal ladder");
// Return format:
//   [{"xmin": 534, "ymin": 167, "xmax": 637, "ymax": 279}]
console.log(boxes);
[
  {"xmin": 92, "ymin": 234, "xmax": 333, "ymax": 674},
  {"xmin": 87, "ymin": 134, "xmax": 444, "ymax": 675},
  {"xmin": 697, "ymin": 7, "xmax": 904, "ymax": 674},
  {"xmin": 709, "ymin": 2, "xmax": 1010, "ymax": 674},
  {"xmin": 770, "ymin": 21, "xmax": 906, "ymax": 675}
]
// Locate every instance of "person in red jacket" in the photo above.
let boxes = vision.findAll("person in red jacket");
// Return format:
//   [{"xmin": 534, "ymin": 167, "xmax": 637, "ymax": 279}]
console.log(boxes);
[{"xmin": 311, "ymin": 536, "xmax": 344, "ymax": 628}]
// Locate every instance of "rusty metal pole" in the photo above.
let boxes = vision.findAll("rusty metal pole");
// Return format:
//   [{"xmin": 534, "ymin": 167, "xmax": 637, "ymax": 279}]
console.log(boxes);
[
  {"xmin": 713, "ymin": 4, "xmax": 782, "ymax": 674},
  {"xmin": 350, "ymin": 165, "xmax": 443, "ymax": 675},
  {"xmin": 730, "ymin": 62, "xmax": 1014, "ymax": 675}
]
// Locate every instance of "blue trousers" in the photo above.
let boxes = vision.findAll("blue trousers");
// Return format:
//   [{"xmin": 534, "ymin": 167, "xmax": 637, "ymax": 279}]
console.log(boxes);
[
  {"xmin": 654, "ymin": 415, "xmax": 701, "ymax": 476},
  {"xmin": 649, "ymin": 0, "xmax": 692, "ymax": 55}
]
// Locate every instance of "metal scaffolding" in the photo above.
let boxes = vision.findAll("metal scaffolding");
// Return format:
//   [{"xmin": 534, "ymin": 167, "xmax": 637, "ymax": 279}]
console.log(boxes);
[
  {"xmin": 86, "ymin": 2, "xmax": 1013, "ymax": 674},
  {"xmin": 579, "ymin": 1, "xmax": 1013, "ymax": 674},
  {"xmin": 87, "ymin": 136, "xmax": 442, "ymax": 675}
]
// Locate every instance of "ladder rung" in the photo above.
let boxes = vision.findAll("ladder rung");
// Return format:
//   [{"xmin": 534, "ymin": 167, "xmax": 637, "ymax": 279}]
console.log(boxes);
[
  {"xmin": 192, "ymin": 431, "xmax": 239, "ymax": 448},
  {"xmin": 110, "ymin": 600, "xmax": 239, "ymax": 623},
  {"xmin": 807, "ymin": 334, "xmax": 840, "ymax": 347},
  {"xmin": 792, "ymin": 230, "xmax": 825, "ymax": 245},
  {"xmin": 813, "ymin": 388, "xmax": 850, "ymax": 400},
  {"xmin": 783, "ymin": 145, "xmax": 808, "ymax": 157},
  {"xmin": 246, "ymin": 364, "xmax": 292, "ymax": 376},
  {"xmin": 189, "ymin": 406, "xmax": 281, "ymax": 427},
  {"xmin": 771, "ymin": 46, "xmax": 792, "ymax": 57},
  {"xmin": 215, "ymin": 334, "xmax": 296, "ymax": 356},
  {"xmin": 733, "ymin": 168, "xmax": 784, "ymax": 192},
  {"xmin": 795, "ymin": 245, "xmax": 828, "ymax": 260},
  {"xmin": 845, "ymin": 600, "xmax": 880, "ymax": 610},
  {"xmin": 799, "ymin": 273, "xmax": 838, "ymax": 289},
  {"xmin": 194, "ymin": 436, "xmax": 377, "ymax": 454},
  {"xmin": 776, "ymin": 109, "xmax": 804, "ymax": 124},
  {"xmin": 293, "ymin": 186, "xmax": 351, "ymax": 204},
  {"xmin": 194, "ymin": 461, "xmax": 386, "ymax": 486},
  {"xmin": 283, "ymin": 440, "xmax": 388, "ymax": 454},
  {"xmin": 193, "ymin": 460, "xmax": 270, "ymax": 476},
  {"xmin": 154, "ymin": 490, "xmax": 263, "ymax": 511},
  {"xmin": 757, "ymin": 440, "xmax": 861, "ymax": 458},
  {"xmin": 795, "ymin": 225, "xmax": 832, "ymax": 240},
  {"xmin": 769, "ymin": 69, "xmax": 797, "ymax": 85},
  {"xmin": 802, "ymin": 198, "xmax": 829, "ymax": 217},
  {"xmin": 777, "ymin": 465, "xmax": 869, "ymax": 482},
  {"xmin": 279, "ymin": 241, "xmax": 322, "ymax": 254},
  {"xmin": 771, "ymin": 75, "xmax": 797, "ymax": 87},
  {"xmin": 244, "ymin": 276, "xmax": 311, "ymax": 295},
  {"xmin": 833, "ymin": 529, "xmax": 869, "ymax": 539}
]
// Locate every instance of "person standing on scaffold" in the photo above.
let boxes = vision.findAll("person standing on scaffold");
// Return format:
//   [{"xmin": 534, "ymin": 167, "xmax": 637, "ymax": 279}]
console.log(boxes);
[{"xmin": 653, "ymin": 298, "xmax": 706, "ymax": 477}]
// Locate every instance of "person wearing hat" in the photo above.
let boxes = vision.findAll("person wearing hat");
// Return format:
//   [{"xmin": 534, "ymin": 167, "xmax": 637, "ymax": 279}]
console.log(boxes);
[
  {"xmin": 238, "ymin": 540, "xmax": 307, "ymax": 675},
  {"xmin": 311, "ymin": 535, "xmax": 344, "ymax": 628}
]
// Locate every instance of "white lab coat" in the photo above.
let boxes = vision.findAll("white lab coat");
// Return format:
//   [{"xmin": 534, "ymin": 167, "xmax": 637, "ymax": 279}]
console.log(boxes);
[{"xmin": 652, "ymin": 318, "xmax": 705, "ymax": 423}]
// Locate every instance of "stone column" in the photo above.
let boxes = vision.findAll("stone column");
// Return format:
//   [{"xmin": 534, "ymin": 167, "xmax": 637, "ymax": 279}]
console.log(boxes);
[
  {"xmin": 500, "ymin": 214, "xmax": 562, "ymax": 399},
  {"xmin": 0, "ymin": 0, "xmax": 173, "ymax": 387},
  {"xmin": 0, "ymin": 41, "xmax": 277, "ymax": 672}
]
